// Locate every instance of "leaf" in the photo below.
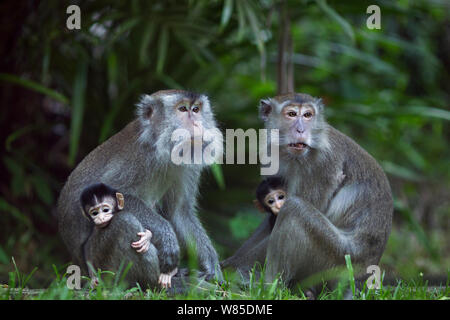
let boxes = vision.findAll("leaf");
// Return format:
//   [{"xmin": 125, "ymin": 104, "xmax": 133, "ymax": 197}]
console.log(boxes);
[
  {"xmin": 139, "ymin": 21, "xmax": 156, "ymax": 67},
  {"xmin": 69, "ymin": 59, "xmax": 88, "ymax": 166},
  {"xmin": 404, "ymin": 106, "xmax": 450, "ymax": 121},
  {"xmin": 99, "ymin": 78, "xmax": 143, "ymax": 142},
  {"xmin": 235, "ymin": 0, "xmax": 246, "ymax": 41},
  {"xmin": 30, "ymin": 175, "xmax": 54, "ymax": 206},
  {"xmin": 0, "ymin": 198, "xmax": 31, "ymax": 227},
  {"xmin": 0, "ymin": 73, "xmax": 69, "ymax": 104},
  {"xmin": 5, "ymin": 125, "xmax": 37, "ymax": 152},
  {"xmin": 243, "ymin": 1, "xmax": 264, "ymax": 53},
  {"xmin": 173, "ymin": 31, "xmax": 206, "ymax": 66},
  {"xmin": 381, "ymin": 161, "xmax": 422, "ymax": 182},
  {"xmin": 220, "ymin": 0, "xmax": 234, "ymax": 29},
  {"xmin": 211, "ymin": 163, "xmax": 225, "ymax": 190},
  {"xmin": 156, "ymin": 26, "xmax": 169, "ymax": 74},
  {"xmin": 315, "ymin": 0, "xmax": 355, "ymax": 44}
]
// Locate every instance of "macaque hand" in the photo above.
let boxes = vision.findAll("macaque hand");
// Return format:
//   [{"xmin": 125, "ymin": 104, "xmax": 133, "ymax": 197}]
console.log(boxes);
[
  {"xmin": 131, "ymin": 229, "xmax": 152, "ymax": 253},
  {"xmin": 158, "ymin": 268, "xmax": 178, "ymax": 289}
]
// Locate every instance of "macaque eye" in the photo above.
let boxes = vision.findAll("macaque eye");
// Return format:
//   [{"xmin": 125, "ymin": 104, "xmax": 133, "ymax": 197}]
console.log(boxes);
[
  {"xmin": 192, "ymin": 106, "xmax": 200, "ymax": 113},
  {"xmin": 103, "ymin": 208, "xmax": 109, "ymax": 213},
  {"xmin": 91, "ymin": 211, "xmax": 98, "ymax": 216},
  {"xmin": 178, "ymin": 105, "xmax": 188, "ymax": 112},
  {"xmin": 268, "ymin": 199, "xmax": 274, "ymax": 205},
  {"xmin": 287, "ymin": 111, "xmax": 297, "ymax": 117},
  {"xmin": 303, "ymin": 112, "xmax": 313, "ymax": 119},
  {"xmin": 278, "ymin": 195, "xmax": 285, "ymax": 200}
]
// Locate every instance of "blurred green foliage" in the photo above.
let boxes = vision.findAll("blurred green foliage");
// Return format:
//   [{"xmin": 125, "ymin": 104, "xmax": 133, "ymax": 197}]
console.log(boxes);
[{"xmin": 0, "ymin": 0, "xmax": 449, "ymax": 286}]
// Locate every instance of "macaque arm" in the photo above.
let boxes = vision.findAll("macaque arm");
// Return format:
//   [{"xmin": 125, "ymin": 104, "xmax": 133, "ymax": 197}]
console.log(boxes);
[
  {"xmin": 170, "ymin": 198, "xmax": 222, "ymax": 280},
  {"xmin": 125, "ymin": 195, "xmax": 180, "ymax": 274},
  {"xmin": 278, "ymin": 195, "xmax": 353, "ymax": 257},
  {"xmin": 221, "ymin": 215, "xmax": 272, "ymax": 269}
]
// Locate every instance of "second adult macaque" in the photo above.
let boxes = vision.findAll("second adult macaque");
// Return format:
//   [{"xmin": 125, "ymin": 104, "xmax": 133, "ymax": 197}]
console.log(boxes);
[
  {"xmin": 258, "ymin": 93, "xmax": 393, "ymax": 293},
  {"xmin": 80, "ymin": 183, "xmax": 178, "ymax": 288}
]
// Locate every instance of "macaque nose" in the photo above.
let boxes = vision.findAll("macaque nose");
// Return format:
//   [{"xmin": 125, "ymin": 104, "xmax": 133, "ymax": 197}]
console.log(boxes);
[
  {"xmin": 275, "ymin": 201, "xmax": 282, "ymax": 209},
  {"xmin": 296, "ymin": 128, "xmax": 305, "ymax": 134}
]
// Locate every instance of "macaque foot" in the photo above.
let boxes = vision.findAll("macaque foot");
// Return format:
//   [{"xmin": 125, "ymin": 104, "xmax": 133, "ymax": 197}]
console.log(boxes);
[
  {"xmin": 158, "ymin": 268, "xmax": 178, "ymax": 289},
  {"xmin": 90, "ymin": 276, "xmax": 99, "ymax": 289},
  {"xmin": 131, "ymin": 229, "xmax": 152, "ymax": 253},
  {"xmin": 305, "ymin": 290, "xmax": 316, "ymax": 300}
]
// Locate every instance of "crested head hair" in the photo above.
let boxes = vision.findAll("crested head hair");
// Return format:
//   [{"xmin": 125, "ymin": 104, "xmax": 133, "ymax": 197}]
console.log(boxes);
[
  {"xmin": 256, "ymin": 176, "xmax": 286, "ymax": 205},
  {"xmin": 80, "ymin": 183, "xmax": 119, "ymax": 215}
]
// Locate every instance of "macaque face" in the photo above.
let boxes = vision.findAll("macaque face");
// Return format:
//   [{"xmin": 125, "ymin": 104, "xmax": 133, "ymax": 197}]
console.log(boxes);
[
  {"xmin": 87, "ymin": 197, "xmax": 117, "ymax": 228},
  {"xmin": 175, "ymin": 98, "xmax": 204, "ymax": 139},
  {"xmin": 281, "ymin": 103, "xmax": 316, "ymax": 154},
  {"xmin": 264, "ymin": 189, "xmax": 286, "ymax": 215}
]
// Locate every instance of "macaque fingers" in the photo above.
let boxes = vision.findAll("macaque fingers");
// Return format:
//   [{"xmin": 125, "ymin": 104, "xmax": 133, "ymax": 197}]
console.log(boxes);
[{"xmin": 158, "ymin": 273, "xmax": 173, "ymax": 288}]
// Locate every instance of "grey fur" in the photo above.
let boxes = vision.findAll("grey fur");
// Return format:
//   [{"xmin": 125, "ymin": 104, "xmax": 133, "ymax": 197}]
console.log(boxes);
[
  {"xmin": 263, "ymin": 93, "xmax": 393, "ymax": 288},
  {"xmin": 221, "ymin": 215, "xmax": 273, "ymax": 277},
  {"xmin": 222, "ymin": 93, "xmax": 392, "ymax": 292},
  {"xmin": 57, "ymin": 90, "xmax": 223, "ymax": 288}
]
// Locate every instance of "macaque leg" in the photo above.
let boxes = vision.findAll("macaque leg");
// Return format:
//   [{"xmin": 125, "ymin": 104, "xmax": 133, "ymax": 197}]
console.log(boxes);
[
  {"xmin": 266, "ymin": 196, "xmax": 350, "ymax": 288},
  {"xmin": 172, "ymin": 204, "xmax": 223, "ymax": 282},
  {"xmin": 88, "ymin": 269, "xmax": 99, "ymax": 289},
  {"xmin": 158, "ymin": 267, "xmax": 178, "ymax": 289}
]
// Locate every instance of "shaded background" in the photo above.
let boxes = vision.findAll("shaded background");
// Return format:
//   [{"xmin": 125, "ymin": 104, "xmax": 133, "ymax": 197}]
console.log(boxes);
[{"xmin": 0, "ymin": 0, "xmax": 448, "ymax": 287}]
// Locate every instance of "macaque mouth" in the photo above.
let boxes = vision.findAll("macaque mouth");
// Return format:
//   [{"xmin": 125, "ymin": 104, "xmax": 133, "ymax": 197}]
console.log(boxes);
[
  {"xmin": 96, "ymin": 221, "xmax": 110, "ymax": 229},
  {"xmin": 288, "ymin": 142, "xmax": 308, "ymax": 150}
]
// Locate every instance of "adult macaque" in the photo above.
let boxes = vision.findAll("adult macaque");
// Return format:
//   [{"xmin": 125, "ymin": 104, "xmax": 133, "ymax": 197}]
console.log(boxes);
[
  {"xmin": 221, "ymin": 177, "xmax": 286, "ymax": 275},
  {"xmin": 80, "ymin": 183, "xmax": 178, "ymax": 288},
  {"xmin": 57, "ymin": 90, "xmax": 223, "ymax": 289},
  {"xmin": 258, "ymin": 93, "xmax": 392, "ymax": 293}
]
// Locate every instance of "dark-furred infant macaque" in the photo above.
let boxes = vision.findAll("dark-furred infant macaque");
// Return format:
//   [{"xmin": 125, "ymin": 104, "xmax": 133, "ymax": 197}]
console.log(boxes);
[
  {"xmin": 254, "ymin": 177, "xmax": 287, "ymax": 228},
  {"xmin": 80, "ymin": 183, "xmax": 177, "ymax": 288}
]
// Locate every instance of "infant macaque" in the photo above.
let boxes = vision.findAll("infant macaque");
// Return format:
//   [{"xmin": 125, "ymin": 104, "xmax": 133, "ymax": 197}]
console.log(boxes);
[
  {"xmin": 254, "ymin": 171, "xmax": 346, "ymax": 218},
  {"xmin": 254, "ymin": 177, "xmax": 287, "ymax": 217},
  {"xmin": 80, "ymin": 183, "xmax": 177, "ymax": 288}
]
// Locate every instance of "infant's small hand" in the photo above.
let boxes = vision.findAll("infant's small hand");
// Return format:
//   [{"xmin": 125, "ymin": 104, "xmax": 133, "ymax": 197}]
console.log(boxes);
[{"xmin": 131, "ymin": 229, "xmax": 152, "ymax": 253}]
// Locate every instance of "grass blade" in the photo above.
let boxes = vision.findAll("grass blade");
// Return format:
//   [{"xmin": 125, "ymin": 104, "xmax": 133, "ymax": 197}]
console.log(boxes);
[
  {"xmin": 0, "ymin": 73, "xmax": 69, "ymax": 104},
  {"xmin": 156, "ymin": 26, "xmax": 169, "ymax": 74},
  {"xmin": 211, "ymin": 163, "xmax": 225, "ymax": 190},
  {"xmin": 220, "ymin": 0, "xmax": 234, "ymax": 30},
  {"xmin": 315, "ymin": 0, "xmax": 355, "ymax": 43},
  {"xmin": 68, "ymin": 59, "xmax": 88, "ymax": 166}
]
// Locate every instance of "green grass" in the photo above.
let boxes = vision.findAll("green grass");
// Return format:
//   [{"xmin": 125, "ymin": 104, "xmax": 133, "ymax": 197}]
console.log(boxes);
[{"xmin": 1, "ymin": 257, "xmax": 448, "ymax": 300}]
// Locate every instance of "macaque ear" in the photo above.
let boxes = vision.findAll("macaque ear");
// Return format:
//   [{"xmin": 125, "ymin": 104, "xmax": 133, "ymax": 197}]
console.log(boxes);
[
  {"xmin": 314, "ymin": 98, "xmax": 325, "ymax": 113},
  {"xmin": 253, "ymin": 199, "xmax": 266, "ymax": 214},
  {"xmin": 136, "ymin": 94, "xmax": 160, "ymax": 120},
  {"xmin": 81, "ymin": 208, "xmax": 90, "ymax": 220},
  {"xmin": 259, "ymin": 99, "xmax": 272, "ymax": 121},
  {"xmin": 116, "ymin": 193, "xmax": 125, "ymax": 210}
]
